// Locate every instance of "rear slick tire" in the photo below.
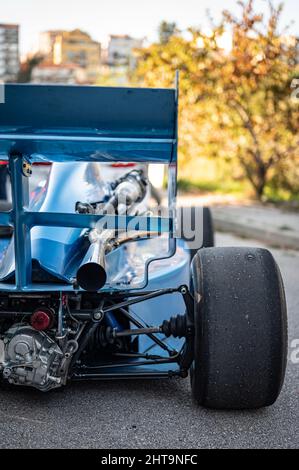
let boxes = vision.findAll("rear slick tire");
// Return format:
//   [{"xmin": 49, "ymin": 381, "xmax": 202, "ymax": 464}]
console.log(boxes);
[{"xmin": 190, "ymin": 246, "xmax": 287, "ymax": 410}]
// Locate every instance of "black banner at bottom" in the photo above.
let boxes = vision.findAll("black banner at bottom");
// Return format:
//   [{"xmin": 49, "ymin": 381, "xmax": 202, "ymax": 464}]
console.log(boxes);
[{"xmin": 0, "ymin": 449, "xmax": 294, "ymax": 464}]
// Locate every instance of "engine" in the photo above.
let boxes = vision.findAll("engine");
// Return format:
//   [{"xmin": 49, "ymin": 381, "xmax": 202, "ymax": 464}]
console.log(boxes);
[{"xmin": 0, "ymin": 325, "xmax": 64, "ymax": 391}]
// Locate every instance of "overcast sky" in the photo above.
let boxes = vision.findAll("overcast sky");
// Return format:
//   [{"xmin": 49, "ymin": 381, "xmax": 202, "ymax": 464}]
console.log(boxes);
[{"xmin": 1, "ymin": 0, "xmax": 298, "ymax": 55}]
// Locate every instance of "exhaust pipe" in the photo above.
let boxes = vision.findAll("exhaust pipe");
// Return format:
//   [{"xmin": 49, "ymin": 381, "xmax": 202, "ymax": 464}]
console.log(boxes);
[
  {"xmin": 76, "ymin": 169, "xmax": 148, "ymax": 291},
  {"xmin": 76, "ymin": 229, "xmax": 158, "ymax": 291},
  {"xmin": 76, "ymin": 242, "xmax": 107, "ymax": 291},
  {"xmin": 76, "ymin": 230, "xmax": 113, "ymax": 291}
]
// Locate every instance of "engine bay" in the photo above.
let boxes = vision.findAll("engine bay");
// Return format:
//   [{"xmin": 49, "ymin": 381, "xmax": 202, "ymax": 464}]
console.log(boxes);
[{"xmin": 0, "ymin": 292, "xmax": 134, "ymax": 391}]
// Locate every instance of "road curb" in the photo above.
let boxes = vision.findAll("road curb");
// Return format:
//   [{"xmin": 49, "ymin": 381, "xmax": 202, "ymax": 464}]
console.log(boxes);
[{"xmin": 213, "ymin": 213, "xmax": 299, "ymax": 251}]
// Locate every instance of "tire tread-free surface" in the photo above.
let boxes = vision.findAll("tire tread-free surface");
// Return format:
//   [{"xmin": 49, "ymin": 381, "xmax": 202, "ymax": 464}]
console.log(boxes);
[{"xmin": 191, "ymin": 246, "xmax": 287, "ymax": 409}]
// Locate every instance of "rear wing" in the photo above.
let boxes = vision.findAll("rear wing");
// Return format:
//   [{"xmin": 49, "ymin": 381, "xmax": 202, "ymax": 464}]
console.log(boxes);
[
  {"xmin": 0, "ymin": 84, "xmax": 177, "ymax": 163},
  {"xmin": 0, "ymin": 82, "xmax": 178, "ymax": 292}
]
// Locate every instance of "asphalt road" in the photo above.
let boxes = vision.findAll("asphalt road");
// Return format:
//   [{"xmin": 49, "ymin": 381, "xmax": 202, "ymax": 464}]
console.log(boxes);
[{"xmin": 0, "ymin": 232, "xmax": 298, "ymax": 449}]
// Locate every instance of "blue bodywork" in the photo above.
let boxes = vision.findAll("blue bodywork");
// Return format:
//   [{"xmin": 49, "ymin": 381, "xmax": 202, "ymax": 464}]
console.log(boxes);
[
  {"xmin": 0, "ymin": 82, "xmax": 191, "ymax": 378},
  {"xmin": 0, "ymin": 84, "xmax": 176, "ymax": 163},
  {"xmin": 0, "ymin": 84, "xmax": 179, "ymax": 292}
]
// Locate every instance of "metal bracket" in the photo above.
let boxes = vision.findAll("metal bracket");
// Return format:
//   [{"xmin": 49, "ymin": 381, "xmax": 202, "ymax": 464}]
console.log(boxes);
[
  {"xmin": 69, "ymin": 285, "xmax": 195, "ymax": 379},
  {"xmin": 21, "ymin": 158, "xmax": 32, "ymax": 178}
]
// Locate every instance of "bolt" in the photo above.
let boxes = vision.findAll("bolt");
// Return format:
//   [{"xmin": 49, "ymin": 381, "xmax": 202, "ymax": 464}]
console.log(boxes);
[
  {"xmin": 180, "ymin": 286, "xmax": 187, "ymax": 294},
  {"xmin": 3, "ymin": 368, "xmax": 11, "ymax": 378},
  {"xmin": 93, "ymin": 310, "xmax": 103, "ymax": 321},
  {"xmin": 22, "ymin": 161, "xmax": 32, "ymax": 177}
]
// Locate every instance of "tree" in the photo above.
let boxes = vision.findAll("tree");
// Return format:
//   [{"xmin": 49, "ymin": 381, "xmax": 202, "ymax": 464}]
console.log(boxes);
[
  {"xmin": 158, "ymin": 21, "xmax": 179, "ymax": 44},
  {"xmin": 221, "ymin": 0, "xmax": 299, "ymax": 198},
  {"xmin": 134, "ymin": 1, "xmax": 299, "ymax": 199},
  {"xmin": 17, "ymin": 54, "xmax": 44, "ymax": 83}
]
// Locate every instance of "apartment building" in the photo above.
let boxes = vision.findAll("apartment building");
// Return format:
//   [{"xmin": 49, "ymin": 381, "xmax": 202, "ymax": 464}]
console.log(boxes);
[
  {"xmin": 39, "ymin": 29, "xmax": 101, "ymax": 83},
  {"xmin": 107, "ymin": 35, "xmax": 143, "ymax": 67},
  {"xmin": 0, "ymin": 24, "xmax": 19, "ymax": 82}
]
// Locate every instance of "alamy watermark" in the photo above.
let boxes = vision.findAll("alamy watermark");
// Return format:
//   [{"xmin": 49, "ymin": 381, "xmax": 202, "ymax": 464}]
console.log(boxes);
[
  {"xmin": 0, "ymin": 82, "xmax": 4, "ymax": 104},
  {"xmin": 94, "ymin": 204, "xmax": 204, "ymax": 251},
  {"xmin": 290, "ymin": 339, "xmax": 299, "ymax": 364}
]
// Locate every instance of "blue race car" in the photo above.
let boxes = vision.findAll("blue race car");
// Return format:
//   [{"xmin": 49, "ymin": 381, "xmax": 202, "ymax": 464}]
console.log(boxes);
[{"xmin": 0, "ymin": 83, "xmax": 287, "ymax": 409}]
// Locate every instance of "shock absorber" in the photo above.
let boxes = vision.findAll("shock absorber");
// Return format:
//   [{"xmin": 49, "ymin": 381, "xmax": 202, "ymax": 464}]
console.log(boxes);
[{"xmin": 110, "ymin": 314, "xmax": 190, "ymax": 340}]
